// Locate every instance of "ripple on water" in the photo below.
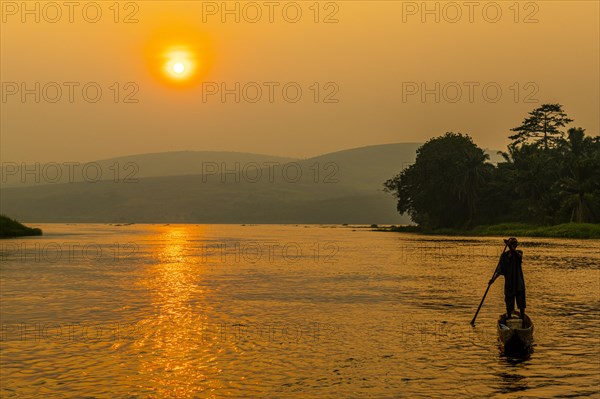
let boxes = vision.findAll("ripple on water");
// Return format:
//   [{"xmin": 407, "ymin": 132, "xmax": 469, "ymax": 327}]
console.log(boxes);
[{"xmin": 1, "ymin": 225, "xmax": 599, "ymax": 398}]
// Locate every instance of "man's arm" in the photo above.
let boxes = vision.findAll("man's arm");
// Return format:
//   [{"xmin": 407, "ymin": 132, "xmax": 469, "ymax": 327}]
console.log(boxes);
[
  {"xmin": 489, "ymin": 273, "xmax": 498, "ymax": 285},
  {"xmin": 489, "ymin": 256, "xmax": 504, "ymax": 284}
]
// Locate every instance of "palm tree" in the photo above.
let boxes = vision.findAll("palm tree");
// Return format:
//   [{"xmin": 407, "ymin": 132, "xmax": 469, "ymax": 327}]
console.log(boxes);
[
  {"xmin": 499, "ymin": 144, "xmax": 560, "ymax": 223},
  {"xmin": 556, "ymin": 128, "xmax": 599, "ymax": 223}
]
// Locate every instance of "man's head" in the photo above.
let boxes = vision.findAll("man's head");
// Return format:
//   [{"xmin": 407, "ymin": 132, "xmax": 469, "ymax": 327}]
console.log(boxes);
[{"xmin": 507, "ymin": 237, "xmax": 518, "ymax": 248}]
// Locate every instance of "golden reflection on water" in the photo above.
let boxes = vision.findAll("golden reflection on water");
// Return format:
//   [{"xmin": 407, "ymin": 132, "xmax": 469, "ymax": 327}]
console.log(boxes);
[
  {"xmin": 134, "ymin": 226, "xmax": 222, "ymax": 398},
  {"xmin": 1, "ymin": 225, "xmax": 599, "ymax": 398}
]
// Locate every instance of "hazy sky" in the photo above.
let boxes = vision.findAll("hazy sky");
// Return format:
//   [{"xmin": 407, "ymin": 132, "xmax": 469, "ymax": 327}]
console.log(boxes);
[{"xmin": 1, "ymin": 0, "xmax": 598, "ymax": 162}]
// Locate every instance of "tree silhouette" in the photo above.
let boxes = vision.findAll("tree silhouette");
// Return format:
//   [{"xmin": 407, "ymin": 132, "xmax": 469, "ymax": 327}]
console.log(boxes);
[
  {"xmin": 385, "ymin": 105, "xmax": 599, "ymax": 228},
  {"xmin": 384, "ymin": 133, "xmax": 490, "ymax": 229},
  {"xmin": 509, "ymin": 104, "xmax": 573, "ymax": 150},
  {"xmin": 556, "ymin": 128, "xmax": 600, "ymax": 223}
]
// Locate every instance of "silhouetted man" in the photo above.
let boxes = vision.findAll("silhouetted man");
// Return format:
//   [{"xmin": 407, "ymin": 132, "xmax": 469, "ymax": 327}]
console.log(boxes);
[{"xmin": 490, "ymin": 237, "xmax": 526, "ymax": 324}]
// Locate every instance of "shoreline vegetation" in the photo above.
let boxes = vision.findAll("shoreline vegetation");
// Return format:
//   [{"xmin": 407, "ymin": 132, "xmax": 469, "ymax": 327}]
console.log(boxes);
[
  {"xmin": 372, "ymin": 223, "xmax": 600, "ymax": 239},
  {"xmin": 383, "ymin": 104, "xmax": 600, "ymax": 235},
  {"xmin": 0, "ymin": 215, "xmax": 42, "ymax": 238}
]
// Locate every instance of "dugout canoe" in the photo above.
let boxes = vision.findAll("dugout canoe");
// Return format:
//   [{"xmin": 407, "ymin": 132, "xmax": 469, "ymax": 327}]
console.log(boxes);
[{"xmin": 497, "ymin": 311, "xmax": 534, "ymax": 357}]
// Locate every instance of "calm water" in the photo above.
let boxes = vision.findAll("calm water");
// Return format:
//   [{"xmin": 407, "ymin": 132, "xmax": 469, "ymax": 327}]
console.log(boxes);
[{"xmin": 1, "ymin": 224, "xmax": 599, "ymax": 398}]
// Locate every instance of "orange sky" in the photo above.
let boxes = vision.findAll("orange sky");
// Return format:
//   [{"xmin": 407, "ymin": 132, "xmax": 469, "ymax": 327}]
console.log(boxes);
[{"xmin": 1, "ymin": 1, "xmax": 598, "ymax": 162}]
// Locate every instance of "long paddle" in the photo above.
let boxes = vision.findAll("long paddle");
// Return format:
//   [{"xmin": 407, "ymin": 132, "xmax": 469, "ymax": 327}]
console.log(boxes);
[{"xmin": 470, "ymin": 244, "xmax": 507, "ymax": 326}]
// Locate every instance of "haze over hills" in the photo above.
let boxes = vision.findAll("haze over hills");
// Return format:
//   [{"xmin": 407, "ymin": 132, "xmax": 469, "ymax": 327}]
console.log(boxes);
[
  {"xmin": 0, "ymin": 143, "xmax": 502, "ymax": 224},
  {"xmin": 0, "ymin": 151, "xmax": 297, "ymax": 187}
]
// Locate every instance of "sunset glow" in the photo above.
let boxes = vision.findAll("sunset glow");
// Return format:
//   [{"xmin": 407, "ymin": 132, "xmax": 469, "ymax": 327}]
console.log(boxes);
[
  {"xmin": 2, "ymin": 1, "xmax": 599, "ymax": 397},
  {"xmin": 144, "ymin": 23, "xmax": 213, "ymax": 88}
]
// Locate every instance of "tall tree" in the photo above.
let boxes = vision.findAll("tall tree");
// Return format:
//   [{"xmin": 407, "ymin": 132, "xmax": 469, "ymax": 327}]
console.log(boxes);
[
  {"xmin": 509, "ymin": 104, "xmax": 573, "ymax": 150},
  {"xmin": 384, "ymin": 133, "xmax": 491, "ymax": 229}
]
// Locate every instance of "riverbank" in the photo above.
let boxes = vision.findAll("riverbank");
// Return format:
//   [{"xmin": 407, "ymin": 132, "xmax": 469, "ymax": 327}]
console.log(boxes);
[
  {"xmin": 0, "ymin": 215, "xmax": 43, "ymax": 238},
  {"xmin": 375, "ymin": 223, "xmax": 600, "ymax": 239}
]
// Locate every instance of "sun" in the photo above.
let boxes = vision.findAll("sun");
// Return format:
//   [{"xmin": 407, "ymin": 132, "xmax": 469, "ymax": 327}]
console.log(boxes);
[
  {"xmin": 145, "ymin": 24, "xmax": 213, "ymax": 88},
  {"xmin": 163, "ymin": 48, "xmax": 197, "ymax": 82},
  {"xmin": 173, "ymin": 62, "xmax": 185, "ymax": 74}
]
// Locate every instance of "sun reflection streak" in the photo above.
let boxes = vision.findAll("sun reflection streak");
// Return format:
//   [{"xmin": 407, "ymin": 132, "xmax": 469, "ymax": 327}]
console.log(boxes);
[{"xmin": 134, "ymin": 226, "xmax": 223, "ymax": 398}]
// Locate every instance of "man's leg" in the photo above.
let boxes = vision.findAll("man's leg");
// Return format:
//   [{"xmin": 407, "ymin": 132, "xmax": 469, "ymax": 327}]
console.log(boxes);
[
  {"xmin": 505, "ymin": 295, "xmax": 515, "ymax": 318},
  {"xmin": 517, "ymin": 292, "xmax": 526, "ymax": 327}
]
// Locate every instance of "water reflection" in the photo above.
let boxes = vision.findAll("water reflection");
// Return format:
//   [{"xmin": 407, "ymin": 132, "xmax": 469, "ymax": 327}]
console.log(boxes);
[
  {"xmin": 135, "ymin": 226, "xmax": 221, "ymax": 398},
  {"xmin": 496, "ymin": 371, "xmax": 529, "ymax": 393},
  {"xmin": 1, "ymin": 225, "xmax": 598, "ymax": 398}
]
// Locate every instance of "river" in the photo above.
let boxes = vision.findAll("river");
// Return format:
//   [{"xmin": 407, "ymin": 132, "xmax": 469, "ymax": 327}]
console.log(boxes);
[{"xmin": 1, "ymin": 224, "xmax": 598, "ymax": 398}]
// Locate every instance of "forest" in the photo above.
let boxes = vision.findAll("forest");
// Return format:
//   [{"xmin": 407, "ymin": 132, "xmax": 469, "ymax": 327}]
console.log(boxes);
[{"xmin": 384, "ymin": 104, "xmax": 600, "ymax": 231}]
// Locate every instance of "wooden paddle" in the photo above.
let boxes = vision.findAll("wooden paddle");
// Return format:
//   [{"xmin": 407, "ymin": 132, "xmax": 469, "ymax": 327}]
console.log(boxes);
[{"xmin": 470, "ymin": 244, "xmax": 507, "ymax": 326}]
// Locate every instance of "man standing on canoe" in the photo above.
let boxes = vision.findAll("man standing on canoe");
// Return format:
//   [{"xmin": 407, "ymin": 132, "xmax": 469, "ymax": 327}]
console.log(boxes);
[{"xmin": 489, "ymin": 237, "xmax": 526, "ymax": 325}]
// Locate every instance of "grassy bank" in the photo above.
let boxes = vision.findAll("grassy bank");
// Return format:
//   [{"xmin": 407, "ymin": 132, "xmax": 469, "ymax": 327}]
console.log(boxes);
[
  {"xmin": 0, "ymin": 215, "xmax": 42, "ymax": 238},
  {"xmin": 377, "ymin": 223, "xmax": 600, "ymax": 239}
]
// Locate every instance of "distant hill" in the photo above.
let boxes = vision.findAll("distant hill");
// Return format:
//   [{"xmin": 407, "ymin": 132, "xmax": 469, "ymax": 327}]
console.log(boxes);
[
  {"xmin": 1, "ymin": 151, "xmax": 296, "ymax": 187},
  {"xmin": 0, "ymin": 143, "xmax": 501, "ymax": 224},
  {"xmin": 297, "ymin": 143, "xmax": 422, "ymax": 190}
]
